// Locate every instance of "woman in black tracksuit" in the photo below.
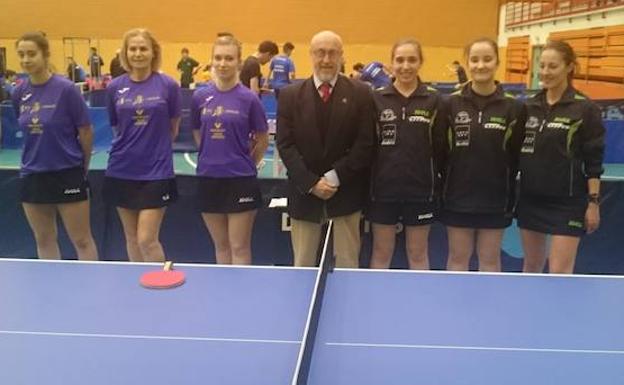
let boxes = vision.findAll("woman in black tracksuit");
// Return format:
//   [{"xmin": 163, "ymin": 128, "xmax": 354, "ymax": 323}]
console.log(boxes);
[
  {"xmin": 517, "ymin": 40, "xmax": 604, "ymax": 274},
  {"xmin": 442, "ymin": 37, "xmax": 525, "ymax": 272},
  {"xmin": 368, "ymin": 38, "xmax": 447, "ymax": 270}
]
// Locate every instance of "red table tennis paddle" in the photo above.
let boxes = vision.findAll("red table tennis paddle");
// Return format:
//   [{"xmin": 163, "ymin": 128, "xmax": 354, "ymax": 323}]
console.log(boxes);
[{"xmin": 140, "ymin": 261, "xmax": 185, "ymax": 289}]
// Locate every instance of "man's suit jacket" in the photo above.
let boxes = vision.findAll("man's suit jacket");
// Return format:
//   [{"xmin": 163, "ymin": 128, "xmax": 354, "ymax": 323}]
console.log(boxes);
[{"xmin": 276, "ymin": 75, "xmax": 376, "ymax": 222}]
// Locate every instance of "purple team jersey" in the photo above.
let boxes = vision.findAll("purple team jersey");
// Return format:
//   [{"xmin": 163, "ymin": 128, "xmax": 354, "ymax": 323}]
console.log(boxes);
[
  {"xmin": 191, "ymin": 83, "xmax": 268, "ymax": 177},
  {"xmin": 11, "ymin": 75, "xmax": 90, "ymax": 175},
  {"xmin": 106, "ymin": 72, "xmax": 181, "ymax": 180}
]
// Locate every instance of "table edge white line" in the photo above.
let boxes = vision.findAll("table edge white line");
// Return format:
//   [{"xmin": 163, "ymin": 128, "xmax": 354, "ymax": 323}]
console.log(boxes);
[
  {"xmin": 325, "ymin": 342, "xmax": 624, "ymax": 354},
  {"xmin": 0, "ymin": 258, "xmax": 317, "ymax": 271},
  {"xmin": 3, "ymin": 261, "xmax": 624, "ymax": 278},
  {"xmin": 333, "ymin": 268, "xmax": 624, "ymax": 279},
  {"xmin": 0, "ymin": 330, "xmax": 301, "ymax": 344}
]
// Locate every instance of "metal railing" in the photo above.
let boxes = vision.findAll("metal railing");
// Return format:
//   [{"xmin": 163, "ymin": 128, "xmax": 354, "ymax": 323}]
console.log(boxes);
[{"xmin": 505, "ymin": 0, "xmax": 624, "ymax": 27}]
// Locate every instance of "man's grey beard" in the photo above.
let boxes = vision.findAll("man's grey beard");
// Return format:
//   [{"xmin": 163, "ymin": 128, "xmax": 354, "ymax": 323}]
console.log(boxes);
[{"xmin": 316, "ymin": 71, "xmax": 337, "ymax": 82}]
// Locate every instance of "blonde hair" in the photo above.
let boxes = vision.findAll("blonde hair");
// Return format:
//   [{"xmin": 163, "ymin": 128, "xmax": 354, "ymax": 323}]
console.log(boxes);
[
  {"xmin": 212, "ymin": 35, "xmax": 243, "ymax": 62},
  {"xmin": 119, "ymin": 28, "xmax": 162, "ymax": 72}
]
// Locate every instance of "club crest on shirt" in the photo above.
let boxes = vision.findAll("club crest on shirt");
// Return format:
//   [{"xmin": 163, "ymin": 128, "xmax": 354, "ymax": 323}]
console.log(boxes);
[
  {"xmin": 212, "ymin": 106, "xmax": 224, "ymax": 117},
  {"xmin": 380, "ymin": 108, "xmax": 397, "ymax": 122},
  {"xmin": 132, "ymin": 95, "xmax": 144, "ymax": 105},
  {"xmin": 32, "ymin": 102, "xmax": 41, "ymax": 113},
  {"xmin": 454, "ymin": 111, "xmax": 471, "ymax": 124},
  {"xmin": 28, "ymin": 116, "xmax": 43, "ymax": 134},
  {"xmin": 525, "ymin": 116, "xmax": 540, "ymax": 129},
  {"xmin": 211, "ymin": 122, "xmax": 225, "ymax": 139},
  {"xmin": 133, "ymin": 105, "xmax": 149, "ymax": 126}
]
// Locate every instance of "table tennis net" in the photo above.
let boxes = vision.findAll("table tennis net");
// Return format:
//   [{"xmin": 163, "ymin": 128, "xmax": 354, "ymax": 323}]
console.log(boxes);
[{"xmin": 291, "ymin": 220, "xmax": 334, "ymax": 385}]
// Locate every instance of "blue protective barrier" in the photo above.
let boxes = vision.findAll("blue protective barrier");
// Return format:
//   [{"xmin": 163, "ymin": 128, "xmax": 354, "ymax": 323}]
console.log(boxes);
[
  {"xmin": 599, "ymin": 100, "xmax": 624, "ymax": 163},
  {"xmin": 604, "ymin": 120, "xmax": 624, "ymax": 163},
  {"xmin": 1, "ymin": 104, "xmax": 112, "ymax": 150},
  {"xmin": 0, "ymin": 102, "xmax": 22, "ymax": 148},
  {"xmin": 90, "ymin": 107, "xmax": 113, "ymax": 150},
  {"xmin": 0, "ymin": 169, "xmax": 623, "ymax": 273},
  {"xmin": 173, "ymin": 88, "xmax": 197, "ymax": 152},
  {"xmin": 84, "ymin": 89, "xmax": 108, "ymax": 107},
  {"xmin": 262, "ymin": 93, "xmax": 277, "ymax": 119}
]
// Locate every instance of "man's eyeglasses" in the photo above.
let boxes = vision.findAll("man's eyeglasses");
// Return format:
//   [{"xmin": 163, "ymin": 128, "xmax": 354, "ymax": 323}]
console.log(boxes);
[{"xmin": 312, "ymin": 49, "xmax": 342, "ymax": 60}]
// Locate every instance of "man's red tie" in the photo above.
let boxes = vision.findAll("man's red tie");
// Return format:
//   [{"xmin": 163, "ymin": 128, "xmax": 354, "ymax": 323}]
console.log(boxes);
[{"xmin": 319, "ymin": 82, "xmax": 331, "ymax": 103}]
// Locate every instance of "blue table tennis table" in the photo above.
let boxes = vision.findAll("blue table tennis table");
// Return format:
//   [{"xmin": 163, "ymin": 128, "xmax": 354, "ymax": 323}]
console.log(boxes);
[{"xmin": 1, "ymin": 258, "xmax": 623, "ymax": 384}]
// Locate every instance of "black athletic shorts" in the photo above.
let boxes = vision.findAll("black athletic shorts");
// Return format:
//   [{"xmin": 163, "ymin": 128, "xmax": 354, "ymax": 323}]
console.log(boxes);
[
  {"xmin": 197, "ymin": 176, "xmax": 262, "ymax": 213},
  {"xmin": 516, "ymin": 194, "xmax": 586, "ymax": 237},
  {"xmin": 103, "ymin": 177, "xmax": 178, "ymax": 210},
  {"xmin": 440, "ymin": 209, "xmax": 512, "ymax": 229},
  {"xmin": 20, "ymin": 167, "xmax": 89, "ymax": 204},
  {"xmin": 367, "ymin": 200, "xmax": 437, "ymax": 226}
]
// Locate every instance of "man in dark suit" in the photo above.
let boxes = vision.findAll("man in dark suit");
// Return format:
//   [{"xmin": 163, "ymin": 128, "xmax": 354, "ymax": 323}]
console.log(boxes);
[{"xmin": 276, "ymin": 30, "xmax": 376, "ymax": 267}]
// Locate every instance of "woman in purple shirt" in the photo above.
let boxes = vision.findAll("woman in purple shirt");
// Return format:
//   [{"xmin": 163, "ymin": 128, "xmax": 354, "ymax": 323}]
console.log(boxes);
[
  {"xmin": 11, "ymin": 32, "xmax": 98, "ymax": 260},
  {"xmin": 191, "ymin": 36, "xmax": 269, "ymax": 264},
  {"xmin": 103, "ymin": 28, "xmax": 181, "ymax": 262}
]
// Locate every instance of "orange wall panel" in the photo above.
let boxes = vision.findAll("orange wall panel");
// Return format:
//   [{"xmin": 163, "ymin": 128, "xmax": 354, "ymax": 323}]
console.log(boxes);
[{"xmin": 1, "ymin": 0, "xmax": 498, "ymax": 46}]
